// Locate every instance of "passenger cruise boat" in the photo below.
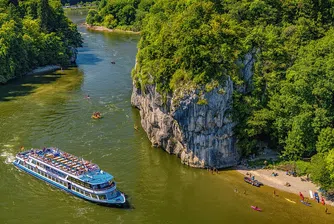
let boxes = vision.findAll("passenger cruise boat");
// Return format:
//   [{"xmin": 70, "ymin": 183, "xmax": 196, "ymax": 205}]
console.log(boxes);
[{"xmin": 13, "ymin": 147, "xmax": 126, "ymax": 206}]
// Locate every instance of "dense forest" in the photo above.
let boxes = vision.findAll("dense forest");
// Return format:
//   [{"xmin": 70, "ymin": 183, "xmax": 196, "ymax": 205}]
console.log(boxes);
[
  {"xmin": 86, "ymin": 0, "xmax": 154, "ymax": 31},
  {"xmin": 92, "ymin": 0, "xmax": 334, "ymax": 189},
  {"xmin": 0, "ymin": 0, "xmax": 82, "ymax": 84}
]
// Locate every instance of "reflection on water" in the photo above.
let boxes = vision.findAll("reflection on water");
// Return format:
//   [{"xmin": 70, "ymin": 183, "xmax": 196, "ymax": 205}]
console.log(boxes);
[{"xmin": 0, "ymin": 9, "xmax": 333, "ymax": 224}]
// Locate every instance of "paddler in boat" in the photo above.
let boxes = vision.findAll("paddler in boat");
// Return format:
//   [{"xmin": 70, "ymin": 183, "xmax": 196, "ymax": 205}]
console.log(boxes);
[{"xmin": 92, "ymin": 112, "xmax": 101, "ymax": 119}]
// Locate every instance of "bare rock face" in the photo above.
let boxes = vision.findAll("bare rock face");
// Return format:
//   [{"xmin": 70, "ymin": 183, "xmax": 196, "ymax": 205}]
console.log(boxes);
[
  {"xmin": 131, "ymin": 49, "xmax": 256, "ymax": 168},
  {"xmin": 131, "ymin": 76, "xmax": 240, "ymax": 168}
]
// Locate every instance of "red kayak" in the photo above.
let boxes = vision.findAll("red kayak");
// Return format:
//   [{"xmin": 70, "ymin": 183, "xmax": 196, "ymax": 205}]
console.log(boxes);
[{"xmin": 251, "ymin": 206, "xmax": 262, "ymax": 211}]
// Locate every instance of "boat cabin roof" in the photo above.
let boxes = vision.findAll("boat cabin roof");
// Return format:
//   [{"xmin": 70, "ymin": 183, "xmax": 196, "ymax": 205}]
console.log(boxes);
[
  {"xmin": 18, "ymin": 148, "xmax": 113, "ymax": 184},
  {"xmin": 79, "ymin": 170, "xmax": 113, "ymax": 184}
]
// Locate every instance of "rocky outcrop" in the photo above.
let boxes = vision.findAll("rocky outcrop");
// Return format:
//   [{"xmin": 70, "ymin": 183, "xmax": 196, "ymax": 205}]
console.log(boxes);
[
  {"xmin": 132, "ymin": 77, "xmax": 239, "ymax": 168},
  {"xmin": 69, "ymin": 47, "xmax": 78, "ymax": 64},
  {"xmin": 132, "ymin": 53, "xmax": 255, "ymax": 169}
]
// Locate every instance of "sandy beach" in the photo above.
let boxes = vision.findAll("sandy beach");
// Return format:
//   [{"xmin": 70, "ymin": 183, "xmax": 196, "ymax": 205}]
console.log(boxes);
[
  {"xmin": 84, "ymin": 23, "xmax": 140, "ymax": 34},
  {"xmin": 236, "ymin": 165, "xmax": 334, "ymax": 206}
]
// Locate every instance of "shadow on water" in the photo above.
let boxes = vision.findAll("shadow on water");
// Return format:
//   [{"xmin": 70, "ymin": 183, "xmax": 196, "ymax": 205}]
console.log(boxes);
[
  {"xmin": 77, "ymin": 52, "xmax": 103, "ymax": 65},
  {"xmin": 0, "ymin": 72, "xmax": 64, "ymax": 102}
]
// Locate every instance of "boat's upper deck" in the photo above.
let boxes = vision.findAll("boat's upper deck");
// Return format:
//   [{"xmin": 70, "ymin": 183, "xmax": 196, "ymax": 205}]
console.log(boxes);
[{"xmin": 17, "ymin": 148, "xmax": 113, "ymax": 184}]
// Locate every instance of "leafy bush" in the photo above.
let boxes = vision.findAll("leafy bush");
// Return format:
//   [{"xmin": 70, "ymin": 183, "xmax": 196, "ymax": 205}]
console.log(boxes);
[{"xmin": 0, "ymin": 0, "xmax": 82, "ymax": 84}]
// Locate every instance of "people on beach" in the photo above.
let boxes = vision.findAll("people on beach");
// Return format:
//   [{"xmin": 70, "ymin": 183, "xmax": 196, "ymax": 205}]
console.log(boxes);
[
  {"xmin": 321, "ymin": 197, "xmax": 326, "ymax": 205},
  {"xmin": 299, "ymin": 192, "xmax": 304, "ymax": 201},
  {"xmin": 234, "ymin": 188, "xmax": 238, "ymax": 193},
  {"xmin": 271, "ymin": 172, "xmax": 278, "ymax": 177}
]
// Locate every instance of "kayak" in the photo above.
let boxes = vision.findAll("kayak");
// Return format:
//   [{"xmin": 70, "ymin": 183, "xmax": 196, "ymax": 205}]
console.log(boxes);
[
  {"xmin": 244, "ymin": 177, "xmax": 263, "ymax": 187},
  {"xmin": 251, "ymin": 206, "xmax": 262, "ymax": 211},
  {"xmin": 301, "ymin": 200, "xmax": 311, "ymax": 206},
  {"xmin": 285, "ymin": 198, "xmax": 296, "ymax": 204},
  {"xmin": 91, "ymin": 115, "xmax": 101, "ymax": 119}
]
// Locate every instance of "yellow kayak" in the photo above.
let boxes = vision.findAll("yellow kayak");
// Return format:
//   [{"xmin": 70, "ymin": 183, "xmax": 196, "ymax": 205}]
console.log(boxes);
[
  {"xmin": 285, "ymin": 198, "xmax": 296, "ymax": 204},
  {"xmin": 91, "ymin": 115, "xmax": 101, "ymax": 119}
]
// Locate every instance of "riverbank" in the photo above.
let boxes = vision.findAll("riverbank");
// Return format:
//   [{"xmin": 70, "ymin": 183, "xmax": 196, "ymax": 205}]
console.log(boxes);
[
  {"xmin": 26, "ymin": 65, "xmax": 61, "ymax": 76},
  {"xmin": 84, "ymin": 23, "xmax": 140, "ymax": 34},
  {"xmin": 236, "ymin": 165, "xmax": 334, "ymax": 206}
]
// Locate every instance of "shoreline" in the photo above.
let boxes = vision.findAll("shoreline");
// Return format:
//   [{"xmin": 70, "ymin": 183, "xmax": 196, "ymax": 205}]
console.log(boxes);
[
  {"xmin": 26, "ymin": 65, "xmax": 61, "ymax": 76},
  {"xmin": 83, "ymin": 23, "xmax": 140, "ymax": 34},
  {"xmin": 235, "ymin": 165, "xmax": 334, "ymax": 207}
]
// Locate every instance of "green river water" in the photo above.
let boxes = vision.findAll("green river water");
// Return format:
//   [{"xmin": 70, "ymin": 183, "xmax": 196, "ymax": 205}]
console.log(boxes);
[{"xmin": 0, "ymin": 10, "xmax": 333, "ymax": 224}]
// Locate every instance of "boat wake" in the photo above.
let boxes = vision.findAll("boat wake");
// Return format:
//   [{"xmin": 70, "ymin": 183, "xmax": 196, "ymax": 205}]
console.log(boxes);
[
  {"xmin": 101, "ymin": 153, "xmax": 113, "ymax": 158},
  {"xmin": 0, "ymin": 151, "xmax": 16, "ymax": 164}
]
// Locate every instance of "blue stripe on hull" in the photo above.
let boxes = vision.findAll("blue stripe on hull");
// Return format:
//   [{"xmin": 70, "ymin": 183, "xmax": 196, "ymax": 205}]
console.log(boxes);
[{"xmin": 13, "ymin": 162, "xmax": 125, "ymax": 206}]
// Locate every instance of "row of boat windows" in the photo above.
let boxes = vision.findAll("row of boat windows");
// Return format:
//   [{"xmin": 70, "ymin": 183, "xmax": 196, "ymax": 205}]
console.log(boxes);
[
  {"xmin": 20, "ymin": 161, "xmax": 69, "ymax": 187},
  {"xmin": 19, "ymin": 160, "xmax": 109, "ymax": 201},
  {"xmin": 67, "ymin": 176, "xmax": 115, "ymax": 190},
  {"xmin": 31, "ymin": 159, "xmax": 67, "ymax": 178},
  {"xmin": 70, "ymin": 185, "xmax": 107, "ymax": 200}
]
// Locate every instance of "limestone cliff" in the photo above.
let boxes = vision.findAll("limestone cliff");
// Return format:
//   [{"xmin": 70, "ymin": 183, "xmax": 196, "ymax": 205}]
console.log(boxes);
[
  {"xmin": 131, "ymin": 78, "xmax": 238, "ymax": 168},
  {"xmin": 131, "ymin": 52, "xmax": 254, "ymax": 169}
]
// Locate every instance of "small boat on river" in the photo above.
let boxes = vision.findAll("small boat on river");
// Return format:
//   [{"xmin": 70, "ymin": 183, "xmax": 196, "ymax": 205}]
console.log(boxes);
[
  {"xmin": 92, "ymin": 112, "xmax": 102, "ymax": 119},
  {"xmin": 285, "ymin": 198, "xmax": 296, "ymax": 204},
  {"xmin": 301, "ymin": 200, "xmax": 311, "ymax": 207},
  {"xmin": 13, "ymin": 148, "xmax": 126, "ymax": 206},
  {"xmin": 244, "ymin": 176, "xmax": 263, "ymax": 187},
  {"xmin": 251, "ymin": 206, "xmax": 262, "ymax": 211}
]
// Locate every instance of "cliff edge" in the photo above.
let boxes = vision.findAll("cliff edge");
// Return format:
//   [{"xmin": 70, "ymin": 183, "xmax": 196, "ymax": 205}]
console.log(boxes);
[{"xmin": 131, "ymin": 76, "xmax": 240, "ymax": 168}]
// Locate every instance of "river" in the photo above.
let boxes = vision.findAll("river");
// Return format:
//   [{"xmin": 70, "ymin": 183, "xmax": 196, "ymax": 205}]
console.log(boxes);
[{"xmin": 0, "ymin": 10, "xmax": 333, "ymax": 224}]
